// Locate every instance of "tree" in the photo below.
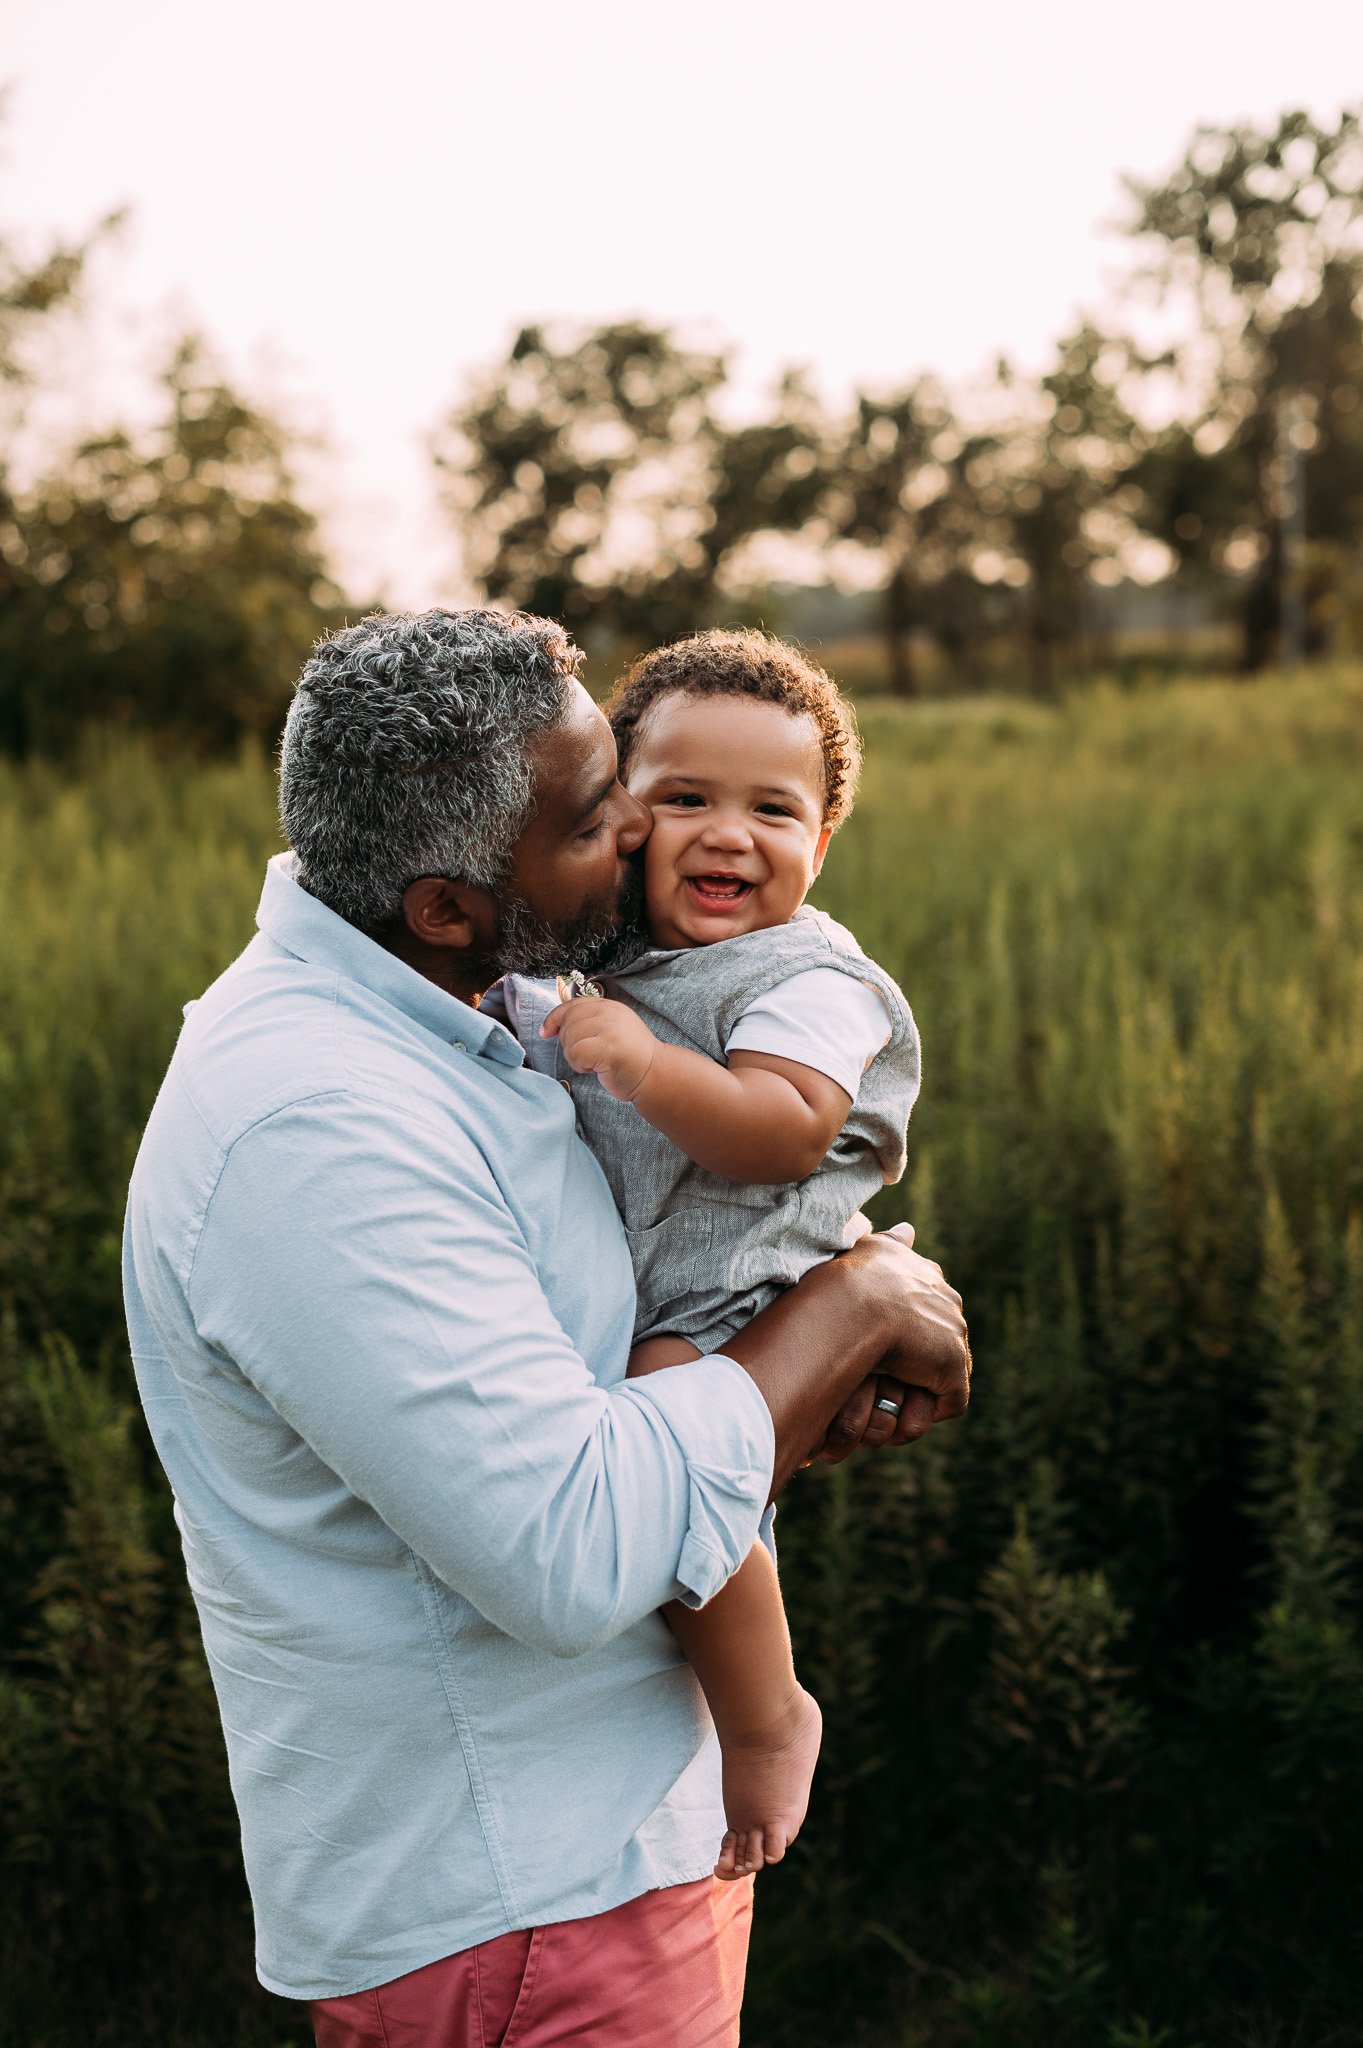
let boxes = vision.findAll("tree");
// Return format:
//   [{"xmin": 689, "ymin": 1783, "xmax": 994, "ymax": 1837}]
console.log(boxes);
[
  {"xmin": 1124, "ymin": 106, "xmax": 1363, "ymax": 667},
  {"xmin": 0, "ymin": 217, "xmax": 103, "ymax": 389},
  {"xmin": 0, "ymin": 338, "xmax": 346, "ymax": 753},
  {"xmin": 824, "ymin": 337, "xmax": 1150, "ymax": 695},
  {"xmin": 980, "ymin": 330, "xmax": 1154, "ymax": 690},
  {"xmin": 0, "ymin": 172, "xmax": 118, "ymax": 620},
  {"xmin": 823, "ymin": 376, "xmax": 992, "ymax": 696},
  {"xmin": 433, "ymin": 321, "xmax": 826, "ymax": 650}
]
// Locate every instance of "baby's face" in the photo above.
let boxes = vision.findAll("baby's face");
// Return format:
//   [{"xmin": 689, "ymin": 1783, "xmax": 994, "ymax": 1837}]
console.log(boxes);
[{"xmin": 623, "ymin": 691, "xmax": 833, "ymax": 950}]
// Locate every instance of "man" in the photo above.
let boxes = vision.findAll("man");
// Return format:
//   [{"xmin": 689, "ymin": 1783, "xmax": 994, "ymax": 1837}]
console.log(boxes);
[{"xmin": 123, "ymin": 608, "xmax": 970, "ymax": 2047}]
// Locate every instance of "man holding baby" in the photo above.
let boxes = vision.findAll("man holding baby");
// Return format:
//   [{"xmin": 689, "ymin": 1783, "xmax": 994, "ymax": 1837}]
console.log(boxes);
[{"xmin": 123, "ymin": 607, "xmax": 970, "ymax": 2047}]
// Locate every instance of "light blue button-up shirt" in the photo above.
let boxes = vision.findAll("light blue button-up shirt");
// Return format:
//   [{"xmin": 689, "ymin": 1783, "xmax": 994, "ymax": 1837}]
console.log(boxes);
[{"xmin": 122, "ymin": 853, "xmax": 774, "ymax": 2000}]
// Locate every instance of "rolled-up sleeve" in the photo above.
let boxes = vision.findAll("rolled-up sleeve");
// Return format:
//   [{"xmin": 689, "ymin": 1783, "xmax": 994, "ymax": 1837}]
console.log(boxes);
[
  {"xmin": 623, "ymin": 1359, "xmax": 774, "ymax": 1607},
  {"xmin": 188, "ymin": 1092, "xmax": 773, "ymax": 1657}
]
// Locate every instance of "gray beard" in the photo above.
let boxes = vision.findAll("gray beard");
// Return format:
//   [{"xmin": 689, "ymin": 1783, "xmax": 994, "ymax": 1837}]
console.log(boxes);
[{"xmin": 493, "ymin": 859, "xmax": 650, "ymax": 981}]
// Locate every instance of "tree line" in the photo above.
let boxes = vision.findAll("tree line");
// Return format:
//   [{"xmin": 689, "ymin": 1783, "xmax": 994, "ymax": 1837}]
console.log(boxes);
[{"xmin": 2, "ymin": 103, "xmax": 1361, "ymax": 752}]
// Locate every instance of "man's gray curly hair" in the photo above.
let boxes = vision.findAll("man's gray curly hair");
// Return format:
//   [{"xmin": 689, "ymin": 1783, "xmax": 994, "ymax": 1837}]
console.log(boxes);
[{"xmin": 279, "ymin": 608, "xmax": 580, "ymax": 933}]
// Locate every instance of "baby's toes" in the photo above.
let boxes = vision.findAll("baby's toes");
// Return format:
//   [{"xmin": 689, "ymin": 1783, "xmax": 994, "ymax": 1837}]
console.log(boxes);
[{"xmin": 761, "ymin": 1822, "xmax": 789, "ymax": 1867}]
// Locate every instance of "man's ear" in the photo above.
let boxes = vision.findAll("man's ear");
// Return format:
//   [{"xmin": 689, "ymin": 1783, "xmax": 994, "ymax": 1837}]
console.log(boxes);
[
  {"xmin": 810, "ymin": 825, "xmax": 834, "ymax": 878},
  {"xmin": 400, "ymin": 876, "xmax": 496, "ymax": 951}
]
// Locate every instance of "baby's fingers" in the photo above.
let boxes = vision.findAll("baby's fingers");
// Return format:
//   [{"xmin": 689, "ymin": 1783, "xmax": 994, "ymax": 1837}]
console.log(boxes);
[
  {"xmin": 540, "ymin": 1003, "xmax": 570, "ymax": 1039},
  {"xmin": 556, "ymin": 1031, "xmax": 610, "ymax": 1078}
]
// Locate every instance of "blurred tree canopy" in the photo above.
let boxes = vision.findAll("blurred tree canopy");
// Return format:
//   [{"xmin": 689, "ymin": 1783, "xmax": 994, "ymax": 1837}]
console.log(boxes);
[
  {"xmin": 0, "ymin": 194, "xmax": 111, "ymax": 645},
  {"xmin": 0, "ymin": 339, "xmax": 345, "ymax": 754},
  {"xmin": 3, "ymin": 102, "xmax": 1362, "ymax": 754},
  {"xmin": 432, "ymin": 106, "xmax": 1363, "ymax": 694},
  {"xmin": 0, "ymin": 213, "xmax": 106, "ymax": 386},
  {"xmin": 433, "ymin": 321, "xmax": 825, "ymax": 650},
  {"xmin": 983, "ymin": 328, "xmax": 1154, "ymax": 689},
  {"xmin": 0, "ymin": 157, "xmax": 349, "ymax": 757},
  {"xmin": 822, "ymin": 375, "xmax": 993, "ymax": 695},
  {"xmin": 823, "ymin": 337, "xmax": 1155, "ymax": 695},
  {"xmin": 1126, "ymin": 106, "xmax": 1363, "ymax": 667},
  {"xmin": 0, "ymin": 334, "xmax": 346, "ymax": 755}
]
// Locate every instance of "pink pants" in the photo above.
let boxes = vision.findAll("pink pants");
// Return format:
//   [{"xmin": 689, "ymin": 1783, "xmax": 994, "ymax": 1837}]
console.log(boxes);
[{"xmin": 310, "ymin": 1875, "xmax": 754, "ymax": 2048}]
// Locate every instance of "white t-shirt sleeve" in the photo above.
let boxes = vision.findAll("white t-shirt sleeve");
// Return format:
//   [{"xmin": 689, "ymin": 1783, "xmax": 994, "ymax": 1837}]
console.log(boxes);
[{"xmin": 725, "ymin": 968, "xmax": 893, "ymax": 1101}]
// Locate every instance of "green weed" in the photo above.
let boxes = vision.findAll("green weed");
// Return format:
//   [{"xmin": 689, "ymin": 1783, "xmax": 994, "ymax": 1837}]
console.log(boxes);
[{"xmin": 4, "ymin": 668, "xmax": 1362, "ymax": 2044}]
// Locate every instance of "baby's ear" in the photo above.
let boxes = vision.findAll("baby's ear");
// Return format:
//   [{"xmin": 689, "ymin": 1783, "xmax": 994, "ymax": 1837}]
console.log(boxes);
[{"xmin": 811, "ymin": 825, "xmax": 834, "ymax": 877}]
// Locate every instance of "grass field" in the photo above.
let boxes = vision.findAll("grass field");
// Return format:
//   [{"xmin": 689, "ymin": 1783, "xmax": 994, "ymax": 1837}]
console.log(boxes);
[{"xmin": 3, "ymin": 665, "xmax": 1362, "ymax": 2046}]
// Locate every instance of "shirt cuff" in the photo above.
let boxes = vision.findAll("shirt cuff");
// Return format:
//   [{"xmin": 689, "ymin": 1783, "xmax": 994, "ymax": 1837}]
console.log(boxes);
[{"xmin": 625, "ymin": 1352, "xmax": 775, "ymax": 1610}]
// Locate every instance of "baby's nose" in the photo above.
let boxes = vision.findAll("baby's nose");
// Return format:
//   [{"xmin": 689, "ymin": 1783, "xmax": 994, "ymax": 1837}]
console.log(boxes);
[{"xmin": 701, "ymin": 810, "xmax": 753, "ymax": 847}]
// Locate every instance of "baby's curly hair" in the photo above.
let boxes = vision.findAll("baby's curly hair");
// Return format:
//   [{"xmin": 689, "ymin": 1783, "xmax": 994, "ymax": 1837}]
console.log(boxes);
[{"xmin": 605, "ymin": 629, "xmax": 862, "ymax": 828}]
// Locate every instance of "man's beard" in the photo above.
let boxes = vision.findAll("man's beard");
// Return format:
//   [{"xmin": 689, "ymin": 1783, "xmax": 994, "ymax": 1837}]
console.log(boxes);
[{"xmin": 493, "ymin": 856, "xmax": 650, "ymax": 980}]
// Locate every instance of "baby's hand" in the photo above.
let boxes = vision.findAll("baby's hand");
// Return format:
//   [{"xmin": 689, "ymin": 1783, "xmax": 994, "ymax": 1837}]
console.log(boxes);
[{"xmin": 541, "ymin": 996, "xmax": 657, "ymax": 1103}]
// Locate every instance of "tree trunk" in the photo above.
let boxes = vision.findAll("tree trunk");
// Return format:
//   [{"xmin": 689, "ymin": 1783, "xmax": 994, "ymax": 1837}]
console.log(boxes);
[
  {"xmin": 1241, "ymin": 551, "xmax": 1278, "ymax": 673},
  {"xmin": 884, "ymin": 579, "xmax": 915, "ymax": 697}
]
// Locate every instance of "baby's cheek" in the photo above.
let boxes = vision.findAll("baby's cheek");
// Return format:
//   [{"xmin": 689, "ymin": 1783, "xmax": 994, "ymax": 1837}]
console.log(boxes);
[{"xmin": 641, "ymin": 825, "xmax": 679, "ymax": 915}]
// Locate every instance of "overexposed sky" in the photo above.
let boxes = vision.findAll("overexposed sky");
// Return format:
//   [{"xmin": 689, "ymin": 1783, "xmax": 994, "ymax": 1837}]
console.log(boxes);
[{"xmin": 6, "ymin": 0, "xmax": 1360, "ymax": 603}]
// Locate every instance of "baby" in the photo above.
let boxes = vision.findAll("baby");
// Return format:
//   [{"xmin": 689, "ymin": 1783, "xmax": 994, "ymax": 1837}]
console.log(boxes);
[{"xmin": 498, "ymin": 630, "xmax": 920, "ymax": 1881}]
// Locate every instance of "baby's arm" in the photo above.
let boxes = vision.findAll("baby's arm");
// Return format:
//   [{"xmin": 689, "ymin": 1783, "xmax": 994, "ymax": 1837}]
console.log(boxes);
[{"xmin": 540, "ymin": 996, "xmax": 850, "ymax": 1184}]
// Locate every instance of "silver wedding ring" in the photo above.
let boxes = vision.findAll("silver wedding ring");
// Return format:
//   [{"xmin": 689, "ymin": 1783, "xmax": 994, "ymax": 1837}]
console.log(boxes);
[{"xmin": 875, "ymin": 1396, "xmax": 903, "ymax": 1416}]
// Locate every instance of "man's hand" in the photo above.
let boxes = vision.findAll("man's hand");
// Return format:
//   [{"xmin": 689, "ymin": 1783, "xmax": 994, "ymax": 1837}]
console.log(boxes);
[
  {"xmin": 541, "ymin": 996, "xmax": 658, "ymax": 1103},
  {"xmin": 725, "ymin": 1221, "xmax": 971, "ymax": 1493},
  {"xmin": 806, "ymin": 1225, "xmax": 972, "ymax": 1465},
  {"xmin": 810, "ymin": 1372, "xmax": 923, "ymax": 1465}
]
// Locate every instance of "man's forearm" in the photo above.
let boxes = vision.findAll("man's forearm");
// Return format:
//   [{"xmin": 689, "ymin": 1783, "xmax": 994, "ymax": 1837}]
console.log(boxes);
[{"xmin": 721, "ymin": 1252, "xmax": 892, "ymax": 1492}]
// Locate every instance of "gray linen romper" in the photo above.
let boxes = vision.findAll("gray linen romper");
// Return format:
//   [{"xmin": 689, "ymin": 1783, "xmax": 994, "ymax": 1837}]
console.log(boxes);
[{"xmin": 497, "ymin": 907, "xmax": 921, "ymax": 1355}]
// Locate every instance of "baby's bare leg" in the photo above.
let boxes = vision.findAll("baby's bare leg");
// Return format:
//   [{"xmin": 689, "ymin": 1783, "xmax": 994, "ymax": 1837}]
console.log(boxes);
[
  {"xmin": 667, "ymin": 1543, "xmax": 823, "ymax": 1879},
  {"xmin": 628, "ymin": 1336, "xmax": 823, "ymax": 1879}
]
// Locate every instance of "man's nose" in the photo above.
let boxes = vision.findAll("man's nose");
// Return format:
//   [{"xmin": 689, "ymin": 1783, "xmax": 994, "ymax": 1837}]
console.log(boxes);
[{"xmin": 615, "ymin": 787, "xmax": 652, "ymax": 854}]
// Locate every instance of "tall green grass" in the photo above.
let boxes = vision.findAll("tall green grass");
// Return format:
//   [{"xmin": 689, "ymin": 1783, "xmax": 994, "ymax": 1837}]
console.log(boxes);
[{"xmin": 3, "ymin": 670, "xmax": 1361, "ymax": 2046}]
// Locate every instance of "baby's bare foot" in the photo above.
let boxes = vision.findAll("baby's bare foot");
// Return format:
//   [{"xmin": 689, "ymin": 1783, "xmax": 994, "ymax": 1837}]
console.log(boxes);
[{"xmin": 713, "ymin": 1686, "xmax": 822, "ymax": 1881}]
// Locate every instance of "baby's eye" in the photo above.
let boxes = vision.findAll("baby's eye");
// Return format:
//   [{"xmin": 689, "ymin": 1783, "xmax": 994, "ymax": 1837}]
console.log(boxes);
[
  {"xmin": 663, "ymin": 793, "xmax": 705, "ymax": 808},
  {"xmin": 756, "ymin": 803, "xmax": 793, "ymax": 818}
]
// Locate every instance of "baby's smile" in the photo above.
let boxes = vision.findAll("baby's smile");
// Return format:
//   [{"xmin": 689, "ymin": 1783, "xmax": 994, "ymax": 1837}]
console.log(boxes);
[{"xmin": 685, "ymin": 872, "xmax": 756, "ymax": 905}]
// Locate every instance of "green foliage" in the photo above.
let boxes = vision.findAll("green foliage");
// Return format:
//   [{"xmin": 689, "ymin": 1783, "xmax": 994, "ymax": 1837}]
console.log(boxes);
[
  {"xmin": 0, "ymin": 339, "xmax": 348, "ymax": 755},
  {"xmin": 5, "ymin": 102, "xmax": 1363, "ymax": 764},
  {"xmin": 0, "ymin": 130, "xmax": 350, "ymax": 759},
  {"xmin": 0, "ymin": 739, "xmax": 302, "ymax": 2044},
  {"xmin": 753, "ymin": 664, "xmax": 1363, "ymax": 2046},
  {"xmin": 827, "ymin": 332, "xmax": 1156, "ymax": 699},
  {"xmin": 979, "ymin": 1516, "xmax": 1142, "ymax": 1816},
  {"xmin": 428, "ymin": 110, "xmax": 1363, "ymax": 695},
  {"xmin": 824, "ymin": 376, "xmax": 997, "ymax": 697},
  {"xmin": 433, "ymin": 321, "xmax": 824, "ymax": 650},
  {"xmin": 0, "ymin": 202, "xmax": 110, "ymax": 388},
  {"xmin": 1126, "ymin": 106, "xmax": 1363, "ymax": 668},
  {"xmin": 4, "ymin": 668, "xmax": 1363, "ymax": 2045}
]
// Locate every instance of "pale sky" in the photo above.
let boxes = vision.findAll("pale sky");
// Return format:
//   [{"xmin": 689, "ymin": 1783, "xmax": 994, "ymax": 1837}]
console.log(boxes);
[{"xmin": 6, "ymin": 0, "xmax": 1360, "ymax": 604}]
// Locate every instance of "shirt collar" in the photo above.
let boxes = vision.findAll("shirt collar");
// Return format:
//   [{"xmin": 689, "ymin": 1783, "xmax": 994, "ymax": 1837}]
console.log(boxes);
[{"xmin": 256, "ymin": 853, "xmax": 525, "ymax": 1067}]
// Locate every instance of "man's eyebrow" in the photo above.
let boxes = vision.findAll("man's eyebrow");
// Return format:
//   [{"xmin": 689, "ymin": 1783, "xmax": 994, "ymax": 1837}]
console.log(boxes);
[{"xmin": 570, "ymin": 774, "xmax": 618, "ymax": 827}]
